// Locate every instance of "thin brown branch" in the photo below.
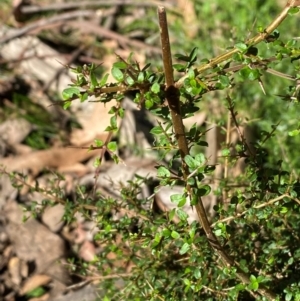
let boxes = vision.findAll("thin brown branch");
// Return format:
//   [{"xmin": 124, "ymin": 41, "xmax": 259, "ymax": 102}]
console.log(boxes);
[
  {"xmin": 0, "ymin": 10, "xmax": 98, "ymax": 44},
  {"xmin": 20, "ymin": 0, "xmax": 175, "ymax": 14},
  {"xmin": 227, "ymin": 96, "xmax": 254, "ymax": 157},
  {"xmin": 211, "ymin": 194, "xmax": 290, "ymax": 227},
  {"xmin": 157, "ymin": 6, "xmax": 188, "ymax": 157},
  {"xmin": 175, "ymin": 0, "xmax": 300, "ymax": 88},
  {"xmin": 67, "ymin": 20, "xmax": 161, "ymax": 54},
  {"xmin": 204, "ymin": 57, "xmax": 297, "ymax": 82},
  {"xmin": 158, "ymin": 6, "xmax": 278, "ymax": 300},
  {"xmin": 42, "ymin": 45, "xmax": 86, "ymax": 93}
]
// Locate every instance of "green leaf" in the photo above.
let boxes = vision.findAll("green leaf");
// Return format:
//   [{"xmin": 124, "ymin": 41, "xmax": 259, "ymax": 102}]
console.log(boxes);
[
  {"xmin": 195, "ymin": 153, "xmax": 205, "ymax": 165},
  {"xmin": 214, "ymin": 229, "xmax": 223, "ymax": 237},
  {"xmin": 222, "ymin": 148, "xmax": 231, "ymax": 156},
  {"xmin": 63, "ymin": 101, "xmax": 71, "ymax": 110},
  {"xmin": 126, "ymin": 76, "xmax": 135, "ymax": 86},
  {"xmin": 107, "ymin": 141, "xmax": 117, "ymax": 152},
  {"xmin": 93, "ymin": 157, "xmax": 101, "ymax": 168},
  {"xmin": 99, "ymin": 73, "xmax": 109, "ymax": 87},
  {"xmin": 62, "ymin": 87, "xmax": 80, "ymax": 100},
  {"xmin": 118, "ymin": 107, "xmax": 125, "ymax": 118},
  {"xmin": 150, "ymin": 126, "xmax": 163, "ymax": 135},
  {"xmin": 173, "ymin": 63, "xmax": 186, "ymax": 72},
  {"xmin": 90, "ymin": 70, "xmax": 98, "ymax": 88},
  {"xmin": 288, "ymin": 7, "xmax": 300, "ymax": 15},
  {"xmin": 189, "ymin": 227, "xmax": 196, "ymax": 239},
  {"xmin": 110, "ymin": 115, "xmax": 117, "ymax": 129},
  {"xmin": 26, "ymin": 287, "xmax": 45, "ymax": 298},
  {"xmin": 169, "ymin": 208, "xmax": 176, "ymax": 220},
  {"xmin": 154, "ymin": 232, "xmax": 162, "ymax": 242},
  {"xmin": 108, "ymin": 106, "xmax": 118, "ymax": 114},
  {"xmin": 176, "ymin": 208, "xmax": 188, "ymax": 220},
  {"xmin": 250, "ymin": 275, "xmax": 257, "ymax": 283},
  {"xmin": 145, "ymin": 98, "xmax": 154, "ymax": 109},
  {"xmin": 111, "ymin": 67, "xmax": 124, "ymax": 82},
  {"xmin": 191, "ymin": 195, "xmax": 198, "ymax": 206},
  {"xmin": 188, "ymin": 47, "xmax": 198, "ymax": 63},
  {"xmin": 280, "ymin": 206, "xmax": 288, "ymax": 213},
  {"xmin": 79, "ymin": 92, "xmax": 88, "ymax": 102},
  {"xmin": 151, "ymin": 239, "xmax": 161, "ymax": 248},
  {"xmin": 197, "ymin": 185, "xmax": 211, "ymax": 197},
  {"xmin": 248, "ymin": 68, "xmax": 261, "ymax": 80},
  {"xmin": 162, "ymin": 228, "xmax": 171, "ymax": 237},
  {"xmin": 157, "ymin": 166, "xmax": 171, "ymax": 178},
  {"xmin": 239, "ymin": 66, "xmax": 260, "ymax": 81},
  {"xmin": 171, "ymin": 230, "xmax": 180, "ymax": 239},
  {"xmin": 151, "ymin": 82, "xmax": 160, "ymax": 94},
  {"xmin": 196, "ymin": 140, "xmax": 208, "ymax": 147},
  {"xmin": 187, "ymin": 177, "xmax": 195, "ymax": 185},
  {"xmin": 288, "ymin": 129, "xmax": 300, "ymax": 136},
  {"xmin": 174, "ymin": 53, "xmax": 190, "ymax": 62},
  {"xmin": 285, "ymin": 292, "xmax": 293, "ymax": 301},
  {"xmin": 142, "ymin": 63, "xmax": 151, "ymax": 71},
  {"xmin": 249, "ymin": 281, "xmax": 259, "ymax": 291},
  {"xmin": 184, "ymin": 155, "xmax": 198, "ymax": 170},
  {"xmin": 137, "ymin": 72, "xmax": 145, "ymax": 83},
  {"xmin": 193, "ymin": 269, "xmax": 201, "ymax": 279},
  {"xmin": 113, "ymin": 61, "xmax": 127, "ymax": 69},
  {"xmin": 235, "ymin": 42, "xmax": 248, "ymax": 53},
  {"xmin": 171, "ymin": 194, "xmax": 186, "ymax": 207},
  {"xmin": 188, "ymin": 68, "xmax": 195, "ymax": 79},
  {"xmin": 94, "ymin": 139, "xmax": 104, "ymax": 147},
  {"xmin": 179, "ymin": 242, "xmax": 190, "ymax": 255},
  {"xmin": 219, "ymin": 75, "xmax": 230, "ymax": 87}
]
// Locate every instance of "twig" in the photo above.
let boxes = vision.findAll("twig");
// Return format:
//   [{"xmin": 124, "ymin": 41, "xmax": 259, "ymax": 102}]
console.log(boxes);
[
  {"xmin": 42, "ymin": 45, "xmax": 86, "ymax": 93},
  {"xmin": 175, "ymin": 0, "xmax": 300, "ymax": 88},
  {"xmin": 0, "ymin": 10, "xmax": 96, "ymax": 44},
  {"xmin": 158, "ymin": 5, "xmax": 278, "ymax": 300},
  {"xmin": 0, "ymin": 168, "xmax": 64, "ymax": 205},
  {"xmin": 68, "ymin": 20, "xmax": 162, "ymax": 54},
  {"xmin": 204, "ymin": 57, "xmax": 297, "ymax": 82},
  {"xmin": 20, "ymin": 0, "xmax": 175, "ymax": 14},
  {"xmin": 211, "ymin": 194, "xmax": 290, "ymax": 227},
  {"xmin": 224, "ymin": 111, "xmax": 231, "ymax": 180},
  {"xmin": 227, "ymin": 96, "xmax": 254, "ymax": 157}
]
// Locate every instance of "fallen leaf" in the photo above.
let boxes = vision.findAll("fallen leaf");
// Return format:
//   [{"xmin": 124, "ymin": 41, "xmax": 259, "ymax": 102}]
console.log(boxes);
[{"xmin": 20, "ymin": 274, "xmax": 51, "ymax": 296}]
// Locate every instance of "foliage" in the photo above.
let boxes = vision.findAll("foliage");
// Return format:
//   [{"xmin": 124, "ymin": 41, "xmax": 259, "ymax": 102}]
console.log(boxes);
[{"xmin": 3, "ymin": 1, "xmax": 300, "ymax": 300}]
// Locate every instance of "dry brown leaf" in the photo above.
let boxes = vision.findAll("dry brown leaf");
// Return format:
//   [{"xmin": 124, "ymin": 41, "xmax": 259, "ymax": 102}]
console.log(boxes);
[
  {"xmin": 8, "ymin": 257, "xmax": 22, "ymax": 286},
  {"xmin": 20, "ymin": 274, "xmax": 51, "ymax": 296},
  {"xmin": 0, "ymin": 135, "xmax": 107, "ymax": 174}
]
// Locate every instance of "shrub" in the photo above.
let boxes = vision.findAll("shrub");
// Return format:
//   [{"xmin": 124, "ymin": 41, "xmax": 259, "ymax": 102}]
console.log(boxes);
[{"xmin": 4, "ymin": 1, "xmax": 300, "ymax": 300}]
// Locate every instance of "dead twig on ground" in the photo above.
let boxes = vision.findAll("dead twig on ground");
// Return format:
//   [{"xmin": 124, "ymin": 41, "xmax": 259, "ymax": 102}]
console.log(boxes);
[{"xmin": 0, "ymin": 10, "xmax": 96, "ymax": 44}]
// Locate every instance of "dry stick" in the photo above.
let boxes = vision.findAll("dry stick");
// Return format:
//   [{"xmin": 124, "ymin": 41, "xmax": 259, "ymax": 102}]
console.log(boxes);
[
  {"xmin": 157, "ymin": 6, "xmax": 277, "ymax": 300},
  {"xmin": 20, "ymin": 0, "xmax": 175, "ymax": 14},
  {"xmin": 42, "ymin": 45, "xmax": 86, "ymax": 93},
  {"xmin": 0, "ymin": 10, "xmax": 96, "ymax": 44},
  {"xmin": 68, "ymin": 20, "xmax": 162, "ymax": 54},
  {"xmin": 175, "ymin": 0, "xmax": 300, "ymax": 88}
]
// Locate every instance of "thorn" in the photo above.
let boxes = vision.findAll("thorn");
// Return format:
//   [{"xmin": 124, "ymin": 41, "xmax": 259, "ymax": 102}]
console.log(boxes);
[{"xmin": 258, "ymin": 78, "xmax": 266, "ymax": 95}]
